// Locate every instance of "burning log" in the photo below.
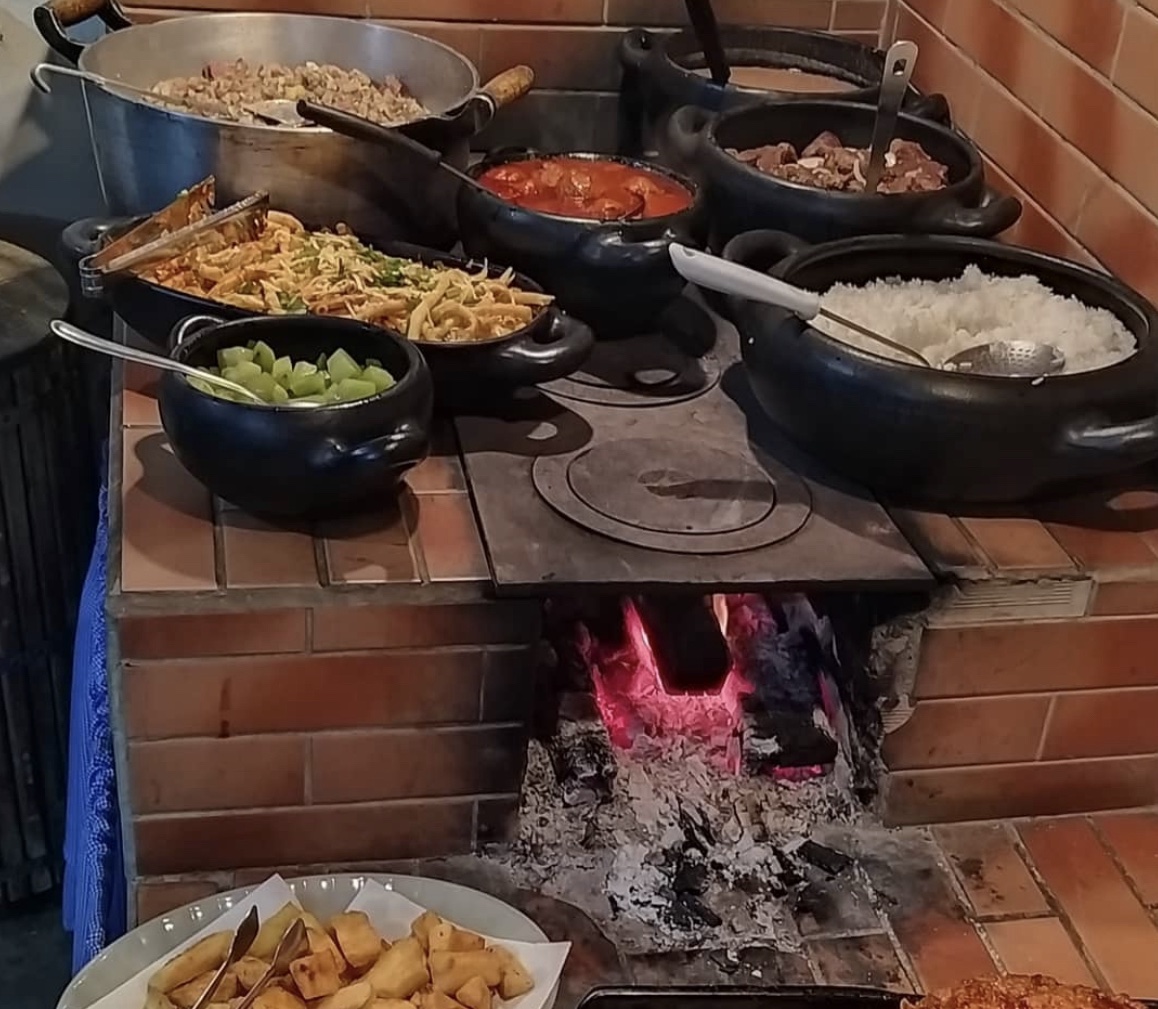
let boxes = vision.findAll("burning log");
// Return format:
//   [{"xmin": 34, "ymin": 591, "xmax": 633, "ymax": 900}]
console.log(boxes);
[
  {"xmin": 544, "ymin": 691, "xmax": 616, "ymax": 806},
  {"xmin": 742, "ymin": 696, "xmax": 839, "ymax": 773},
  {"xmin": 633, "ymin": 595, "xmax": 731, "ymax": 693}
]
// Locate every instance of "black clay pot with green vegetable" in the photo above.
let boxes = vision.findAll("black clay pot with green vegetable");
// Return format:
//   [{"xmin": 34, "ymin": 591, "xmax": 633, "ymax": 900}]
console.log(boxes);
[{"xmin": 159, "ymin": 313, "xmax": 433, "ymax": 520}]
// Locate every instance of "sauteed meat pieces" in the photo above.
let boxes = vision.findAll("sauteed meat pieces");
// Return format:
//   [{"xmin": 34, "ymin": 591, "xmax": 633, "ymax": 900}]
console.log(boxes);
[
  {"xmin": 151, "ymin": 59, "xmax": 430, "ymax": 126},
  {"xmin": 730, "ymin": 130, "xmax": 949, "ymax": 193},
  {"xmin": 905, "ymin": 974, "xmax": 1149, "ymax": 1009}
]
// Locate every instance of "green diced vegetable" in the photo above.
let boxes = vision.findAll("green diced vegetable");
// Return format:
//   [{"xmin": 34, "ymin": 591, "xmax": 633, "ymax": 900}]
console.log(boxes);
[
  {"xmin": 363, "ymin": 365, "xmax": 395, "ymax": 393},
  {"xmin": 272, "ymin": 356, "xmax": 293, "ymax": 387},
  {"xmin": 327, "ymin": 348, "xmax": 360, "ymax": 384},
  {"xmin": 218, "ymin": 346, "xmax": 254, "ymax": 368},
  {"xmin": 289, "ymin": 370, "xmax": 326, "ymax": 397},
  {"xmin": 223, "ymin": 361, "xmax": 263, "ymax": 384},
  {"xmin": 253, "ymin": 340, "xmax": 277, "ymax": 373},
  {"xmin": 193, "ymin": 344, "xmax": 389, "ymax": 407},
  {"xmin": 333, "ymin": 377, "xmax": 377, "ymax": 402}
]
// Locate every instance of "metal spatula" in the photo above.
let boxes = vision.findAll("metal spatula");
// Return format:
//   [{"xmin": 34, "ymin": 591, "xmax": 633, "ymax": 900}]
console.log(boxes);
[{"xmin": 864, "ymin": 40, "xmax": 918, "ymax": 194}]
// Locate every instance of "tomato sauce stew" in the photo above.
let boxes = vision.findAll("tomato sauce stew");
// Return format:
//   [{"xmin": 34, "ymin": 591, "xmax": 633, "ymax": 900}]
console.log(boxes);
[{"xmin": 477, "ymin": 157, "xmax": 694, "ymax": 221}]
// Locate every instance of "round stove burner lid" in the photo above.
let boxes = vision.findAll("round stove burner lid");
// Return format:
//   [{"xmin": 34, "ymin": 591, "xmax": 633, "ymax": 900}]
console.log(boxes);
[{"xmin": 567, "ymin": 438, "xmax": 776, "ymax": 535}]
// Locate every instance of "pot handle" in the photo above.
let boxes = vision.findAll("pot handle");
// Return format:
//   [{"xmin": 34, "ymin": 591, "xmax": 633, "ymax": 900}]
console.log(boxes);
[
  {"xmin": 170, "ymin": 314, "xmax": 224, "ymax": 350},
  {"xmin": 666, "ymin": 104, "xmax": 711, "ymax": 170},
  {"xmin": 412, "ymin": 65, "xmax": 534, "ymax": 145},
  {"xmin": 721, "ymin": 230, "xmax": 811, "ymax": 271},
  {"xmin": 491, "ymin": 311, "xmax": 595, "ymax": 385},
  {"xmin": 619, "ymin": 27, "xmax": 654, "ymax": 71},
  {"xmin": 915, "ymin": 185, "xmax": 1023, "ymax": 237},
  {"xmin": 34, "ymin": 0, "xmax": 131, "ymax": 63},
  {"xmin": 904, "ymin": 92, "xmax": 952, "ymax": 126},
  {"xmin": 319, "ymin": 419, "xmax": 430, "ymax": 471},
  {"xmin": 1063, "ymin": 416, "xmax": 1158, "ymax": 460},
  {"xmin": 59, "ymin": 215, "xmax": 138, "ymax": 260}
]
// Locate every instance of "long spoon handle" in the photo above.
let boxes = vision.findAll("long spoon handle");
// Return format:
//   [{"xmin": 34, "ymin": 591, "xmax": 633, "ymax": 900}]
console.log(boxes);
[
  {"xmin": 50, "ymin": 319, "xmax": 265, "ymax": 403},
  {"xmin": 864, "ymin": 40, "xmax": 918, "ymax": 193}
]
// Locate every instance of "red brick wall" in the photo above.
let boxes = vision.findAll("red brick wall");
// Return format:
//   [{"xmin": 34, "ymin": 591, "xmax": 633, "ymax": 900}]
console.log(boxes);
[
  {"xmin": 117, "ymin": 601, "xmax": 539, "ymax": 915},
  {"xmin": 122, "ymin": 1, "xmax": 889, "ymax": 89},
  {"xmin": 885, "ymin": 0, "xmax": 1158, "ymax": 304}
]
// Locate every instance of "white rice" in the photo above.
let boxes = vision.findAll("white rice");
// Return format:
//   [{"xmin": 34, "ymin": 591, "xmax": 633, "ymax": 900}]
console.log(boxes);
[{"xmin": 812, "ymin": 265, "xmax": 1136, "ymax": 374}]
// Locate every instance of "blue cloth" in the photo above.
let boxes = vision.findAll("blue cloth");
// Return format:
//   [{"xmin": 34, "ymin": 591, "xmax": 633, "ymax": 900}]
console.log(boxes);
[{"xmin": 62, "ymin": 470, "xmax": 126, "ymax": 973}]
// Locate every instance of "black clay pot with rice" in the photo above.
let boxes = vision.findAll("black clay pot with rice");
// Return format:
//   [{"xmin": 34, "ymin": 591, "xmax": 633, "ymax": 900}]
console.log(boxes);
[
  {"xmin": 668, "ymin": 100, "xmax": 1022, "ymax": 247},
  {"xmin": 159, "ymin": 313, "xmax": 432, "ymax": 519},
  {"xmin": 618, "ymin": 26, "xmax": 951, "ymax": 159},
  {"xmin": 457, "ymin": 149, "xmax": 708, "ymax": 337},
  {"xmin": 718, "ymin": 229, "xmax": 1158, "ymax": 505}
]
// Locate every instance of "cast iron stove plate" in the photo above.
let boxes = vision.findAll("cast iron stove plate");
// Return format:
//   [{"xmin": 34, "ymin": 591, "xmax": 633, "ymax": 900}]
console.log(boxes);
[
  {"xmin": 534, "ymin": 437, "xmax": 810, "ymax": 554},
  {"xmin": 542, "ymin": 329, "xmax": 722, "ymax": 409}
]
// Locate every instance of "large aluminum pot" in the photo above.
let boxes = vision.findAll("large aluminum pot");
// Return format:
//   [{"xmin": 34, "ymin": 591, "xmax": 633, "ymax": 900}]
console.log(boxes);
[{"xmin": 32, "ymin": 0, "xmax": 484, "ymax": 245}]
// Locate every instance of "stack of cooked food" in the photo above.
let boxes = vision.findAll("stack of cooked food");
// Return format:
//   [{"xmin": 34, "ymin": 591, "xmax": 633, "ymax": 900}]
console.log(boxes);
[
  {"xmin": 139, "ymin": 211, "xmax": 554, "ymax": 344},
  {"xmin": 729, "ymin": 130, "xmax": 949, "ymax": 193},
  {"xmin": 907, "ymin": 974, "xmax": 1148, "ymax": 1009},
  {"xmin": 151, "ymin": 60, "xmax": 430, "ymax": 127},
  {"xmin": 145, "ymin": 902, "xmax": 535, "ymax": 1009}
]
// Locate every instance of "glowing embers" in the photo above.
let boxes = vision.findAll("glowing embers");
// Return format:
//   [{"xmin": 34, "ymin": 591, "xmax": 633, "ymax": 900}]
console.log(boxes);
[{"xmin": 577, "ymin": 594, "xmax": 841, "ymax": 779}]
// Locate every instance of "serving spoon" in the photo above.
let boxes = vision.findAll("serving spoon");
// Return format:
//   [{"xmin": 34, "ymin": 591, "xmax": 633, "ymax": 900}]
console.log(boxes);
[
  {"xmin": 51, "ymin": 320, "xmax": 319, "ymax": 407},
  {"xmin": 668, "ymin": 245, "xmax": 1067, "ymax": 378},
  {"xmin": 864, "ymin": 40, "xmax": 918, "ymax": 194}
]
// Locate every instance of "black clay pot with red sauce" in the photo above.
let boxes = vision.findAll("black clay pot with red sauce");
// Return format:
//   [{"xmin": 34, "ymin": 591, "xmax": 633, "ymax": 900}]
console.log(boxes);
[
  {"xmin": 668, "ymin": 100, "xmax": 1021, "ymax": 247},
  {"xmin": 718, "ymin": 229, "xmax": 1158, "ymax": 505},
  {"xmin": 160, "ymin": 313, "xmax": 432, "ymax": 519},
  {"xmin": 618, "ymin": 25, "xmax": 951, "ymax": 159},
  {"xmin": 456, "ymin": 149, "xmax": 708, "ymax": 337}
]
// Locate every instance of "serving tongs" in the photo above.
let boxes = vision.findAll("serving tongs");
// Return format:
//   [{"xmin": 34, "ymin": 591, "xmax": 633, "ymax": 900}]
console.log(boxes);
[
  {"xmin": 79, "ymin": 178, "xmax": 269, "ymax": 298},
  {"xmin": 183, "ymin": 906, "xmax": 260, "ymax": 1009}
]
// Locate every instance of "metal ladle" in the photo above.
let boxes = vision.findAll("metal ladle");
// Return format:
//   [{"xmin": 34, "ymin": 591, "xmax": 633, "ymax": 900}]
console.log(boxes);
[
  {"xmin": 668, "ymin": 246, "xmax": 1067, "ymax": 378},
  {"xmin": 51, "ymin": 320, "xmax": 318, "ymax": 407}
]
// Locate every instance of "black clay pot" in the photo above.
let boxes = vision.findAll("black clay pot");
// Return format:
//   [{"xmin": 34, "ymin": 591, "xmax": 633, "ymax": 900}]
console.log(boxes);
[
  {"xmin": 721, "ymin": 229, "xmax": 1158, "ymax": 505},
  {"xmin": 618, "ymin": 26, "xmax": 951, "ymax": 159},
  {"xmin": 457, "ymin": 150, "xmax": 708, "ymax": 337},
  {"xmin": 668, "ymin": 100, "xmax": 1021, "ymax": 247},
  {"xmin": 159, "ymin": 313, "xmax": 432, "ymax": 519}
]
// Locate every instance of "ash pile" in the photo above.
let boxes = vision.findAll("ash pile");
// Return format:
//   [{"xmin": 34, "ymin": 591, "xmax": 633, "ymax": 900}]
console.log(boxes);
[{"xmin": 486, "ymin": 594, "xmax": 866, "ymax": 954}]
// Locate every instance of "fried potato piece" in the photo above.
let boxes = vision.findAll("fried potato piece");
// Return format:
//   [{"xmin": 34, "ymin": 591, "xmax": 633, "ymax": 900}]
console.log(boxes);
[
  {"xmin": 149, "ymin": 932, "xmax": 232, "ymax": 993},
  {"xmin": 146, "ymin": 990, "xmax": 179, "ymax": 1009},
  {"xmin": 372, "ymin": 1001, "xmax": 418, "ymax": 1009},
  {"xmin": 427, "ymin": 924, "xmax": 485, "ymax": 955},
  {"xmin": 409, "ymin": 912, "xmax": 442, "ymax": 953},
  {"xmin": 251, "ymin": 903, "xmax": 303, "ymax": 962},
  {"xmin": 302, "ymin": 914, "xmax": 347, "ymax": 975},
  {"xmin": 170, "ymin": 970, "xmax": 239, "ymax": 1009},
  {"xmin": 329, "ymin": 911, "xmax": 383, "ymax": 970},
  {"xmin": 416, "ymin": 990, "xmax": 466, "ymax": 1009},
  {"xmin": 252, "ymin": 989, "xmax": 307, "ymax": 1009},
  {"xmin": 230, "ymin": 956, "xmax": 269, "ymax": 992},
  {"xmin": 428, "ymin": 951, "xmax": 501, "ymax": 995},
  {"xmin": 492, "ymin": 948, "xmax": 534, "ymax": 1001},
  {"xmin": 289, "ymin": 950, "xmax": 343, "ymax": 1000},
  {"xmin": 455, "ymin": 977, "xmax": 492, "ymax": 1009},
  {"xmin": 364, "ymin": 937, "xmax": 429, "ymax": 999},
  {"xmin": 316, "ymin": 981, "xmax": 375, "ymax": 1009}
]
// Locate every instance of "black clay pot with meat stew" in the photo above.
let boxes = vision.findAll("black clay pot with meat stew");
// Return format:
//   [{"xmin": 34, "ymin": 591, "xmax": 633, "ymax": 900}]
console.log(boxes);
[
  {"xmin": 718, "ymin": 230, "xmax": 1158, "ymax": 506},
  {"xmin": 159, "ymin": 313, "xmax": 433, "ymax": 519},
  {"xmin": 668, "ymin": 100, "xmax": 1021, "ymax": 247},
  {"xmin": 456, "ymin": 149, "xmax": 708, "ymax": 337},
  {"xmin": 618, "ymin": 26, "xmax": 951, "ymax": 159}
]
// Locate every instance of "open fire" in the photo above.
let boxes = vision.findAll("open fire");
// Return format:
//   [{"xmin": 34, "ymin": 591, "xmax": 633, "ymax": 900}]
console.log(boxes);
[{"xmin": 576, "ymin": 594, "xmax": 840, "ymax": 780}]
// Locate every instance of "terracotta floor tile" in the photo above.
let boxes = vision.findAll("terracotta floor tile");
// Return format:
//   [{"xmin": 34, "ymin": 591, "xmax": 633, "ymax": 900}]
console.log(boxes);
[
  {"xmin": 934, "ymin": 822, "xmax": 1049, "ymax": 918},
  {"xmin": 1019, "ymin": 818, "xmax": 1158, "ymax": 996},
  {"xmin": 984, "ymin": 918, "xmax": 1097, "ymax": 986},
  {"xmin": 219, "ymin": 507, "xmax": 320, "ymax": 589},
  {"xmin": 410, "ymin": 492, "xmax": 490, "ymax": 582},
  {"xmin": 894, "ymin": 911, "xmax": 997, "ymax": 991},
  {"xmin": 1095, "ymin": 813, "xmax": 1158, "ymax": 906},
  {"xmin": 321, "ymin": 504, "xmax": 418, "ymax": 585},
  {"xmin": 120, "ymin": 428, "xmax": 217, "ymax": 593},
  {"xmin": 957, "ymin": 517, "xmax": 1075, "ymax": 575},
  {"xmin": 808, "ymin": 934, "xmax": 912, "ymax": 991}
]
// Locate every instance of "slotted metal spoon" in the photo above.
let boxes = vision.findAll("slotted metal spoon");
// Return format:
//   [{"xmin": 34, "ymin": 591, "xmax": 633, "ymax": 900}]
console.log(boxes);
[{"xmin": 669, "ymin": 245, "xmax": 1066, "ymax": 379}]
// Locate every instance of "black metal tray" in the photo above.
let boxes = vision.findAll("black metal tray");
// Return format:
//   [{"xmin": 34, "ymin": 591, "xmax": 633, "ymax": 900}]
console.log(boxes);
[{"xmin": 577, "ymin": 985, "xmax": 1158, "ymax": 1009}]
